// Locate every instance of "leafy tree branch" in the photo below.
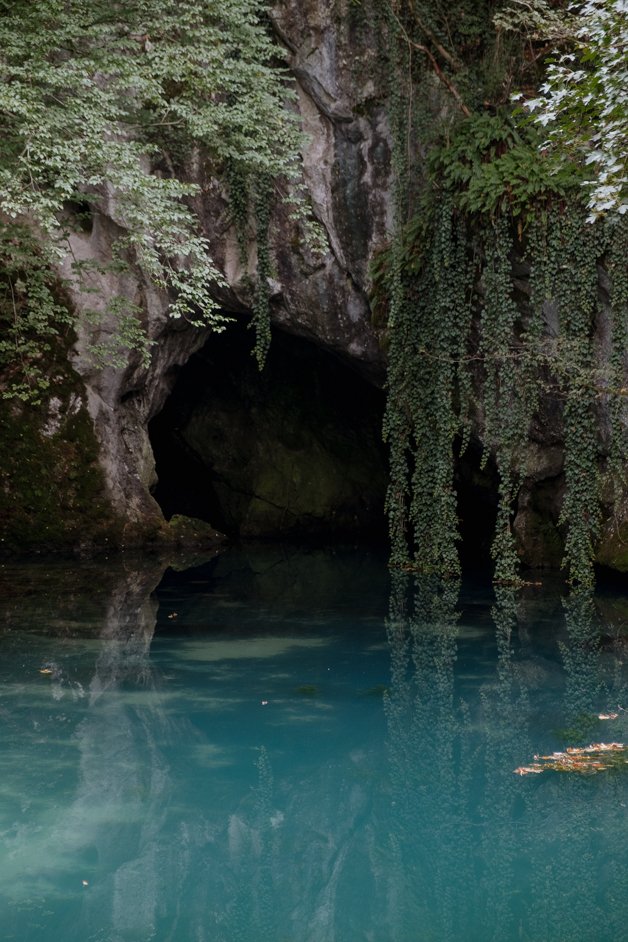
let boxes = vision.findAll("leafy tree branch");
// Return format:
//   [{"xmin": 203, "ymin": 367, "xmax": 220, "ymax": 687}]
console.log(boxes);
[{"xmin": 0, "ymin": 0, "xmax": 304, "ymax": 396}]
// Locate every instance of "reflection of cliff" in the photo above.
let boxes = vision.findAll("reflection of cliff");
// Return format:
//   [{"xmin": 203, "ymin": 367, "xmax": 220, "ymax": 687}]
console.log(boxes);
[
  {"xmin": 0, "ymin": 557, "xmax": 171, "ymax": 940},
  {"xmin": 68, "ymin": 565, "xmax": 171, "ymax": 940},
  {"xmin": 525, "ymin": 590, "xmax": 628, "ymax": 942},
  {"xmin": 2, "ymin": 551, "xmax": 627, "ymax": 941},
  {"xmin": 382, "ymin": 576, "xmax": 628, "ymax": 942},
  {"xmin": 0, "ymin": 549, "xmax": 391, "ymax": 941},
  {"xmin": 384, "ymin": 574, "xmax": 473, "ymax": 941}
]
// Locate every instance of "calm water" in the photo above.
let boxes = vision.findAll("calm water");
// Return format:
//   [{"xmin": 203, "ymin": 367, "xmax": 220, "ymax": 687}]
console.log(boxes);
[{"xmin": 0, "ymin": 548, "xmax": 626, "ymax": 942}]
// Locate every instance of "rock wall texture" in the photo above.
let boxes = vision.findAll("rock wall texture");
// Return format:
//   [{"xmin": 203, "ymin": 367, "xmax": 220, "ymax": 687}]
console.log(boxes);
[
  {"xmin": 48, "ymin": 0, "xmax": 391, "ymax": 550},
  {"xmin": 1, "ymin": 0, "xmax": 626, "ymax": 571}
]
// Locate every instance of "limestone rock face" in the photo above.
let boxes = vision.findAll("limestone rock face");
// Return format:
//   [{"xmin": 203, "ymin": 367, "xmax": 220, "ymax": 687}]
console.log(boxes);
[{"xmin": 56, "ymin": 0, "xmax": 391, "ymax": 547}]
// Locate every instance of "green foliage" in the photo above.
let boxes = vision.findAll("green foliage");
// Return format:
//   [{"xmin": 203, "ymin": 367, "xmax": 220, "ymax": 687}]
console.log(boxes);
[
  {"xmin": 494, "ymin": 0, "xmax": 574, "ymax": 40},
  {"xmin": 0, "ymin": 0, "xmax": 303, "ymax": 394},
  {"xmin": 553, "ymin": 207, "xmax": 604, "ymax": 587},
  {"xmin": 0, "ymin": 224, "xmax": 73, "ymax": 402},
  {"xmin": 606, "ymin": 216, "xmax": 628, "ymax": 485},
  {"xmin": 0, "ymin": 373, "xmax": 120, "ymax": 553},
  {"xmin": 383, "ymin": 195, "xmax": 473, "ymax": 576},
  {"xmin": 379, "ymin": 0, "xmax": 627, "ymax": 586},
  {"xmin": 250, "ymin": 175, "xmax": 273, "ymax": 369},
  {"xmin": 503, "ymin": 0, "xmax": 628, "ymax": 219},
  {"xmin": 480, "ymin": 216, "xmax": 524, "ymax": 584},
  {"xmin": 430, "ymin": 112, "xmax": 584, "ymax": 216}
]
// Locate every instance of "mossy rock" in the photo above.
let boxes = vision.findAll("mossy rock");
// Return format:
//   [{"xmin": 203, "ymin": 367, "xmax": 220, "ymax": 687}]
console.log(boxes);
[
  {"xmin": 596, "ymin": 520, "xmax": 628, "ymax": 573},
  {"xmin": 0, "ymin": 372, "xmax": 121, "ymax": 556},
  {"xmin": 164, "ymin": 515, "xmax": 226, "ymax": 548}
]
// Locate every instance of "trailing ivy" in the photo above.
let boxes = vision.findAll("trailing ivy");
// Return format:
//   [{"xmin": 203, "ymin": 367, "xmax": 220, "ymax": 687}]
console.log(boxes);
[
  {"xmin": 226, "ymin": 160, "xmax": 252, "ymax": 267},
  {"xmin": 382, "ymin": 0, "xmax": 414, "ymax": 568},
  {"xmin": 606, "ymin": 216, "xmax": 628, "ymax": 487},
  {"xmin": 480, "ymin": 215, "xmax": 522, "ymax": 583},
  {"xmin": 250, "ymin": 174, "xmax": 273, "ymax": 369},
  {"xmin": 383, "ymin": 192, "xmax": 475, "ymax": 576},
  {"xmin": 554, "ymin": 207, "xmax": 606, "ymax": 586},
  {"xmin": 378, "ymin": 1, "xmax": 627, "ymax": 585}
]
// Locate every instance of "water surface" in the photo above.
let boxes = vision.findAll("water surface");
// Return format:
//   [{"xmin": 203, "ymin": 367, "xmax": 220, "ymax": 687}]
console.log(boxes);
[{"xmin": 0, "ymin": 548, "xmax": 626, "ymax": 941}]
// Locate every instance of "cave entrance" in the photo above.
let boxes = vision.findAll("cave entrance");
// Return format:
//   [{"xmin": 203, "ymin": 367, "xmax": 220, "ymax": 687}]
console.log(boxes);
[
  {"xmin": 455, "ymin": 441, "xmax": 500, "ymax": 573},
  {"xmin": 148, "ymin": 324, "xmax": 388, "ymax": 543},
  {"xmin": 149, "ymin": 321, "xmax": 504, "ymax": 563}
]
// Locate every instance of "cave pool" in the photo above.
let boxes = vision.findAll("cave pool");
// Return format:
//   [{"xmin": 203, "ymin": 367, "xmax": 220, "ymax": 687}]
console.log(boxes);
[{"xmin": 0, "ymin": 547, "xmax": 626, "ymax": 941}]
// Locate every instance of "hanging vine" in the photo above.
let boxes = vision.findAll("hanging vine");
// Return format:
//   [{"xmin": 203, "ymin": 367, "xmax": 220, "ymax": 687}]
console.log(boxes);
[
  {"xmin": 250, "ymin": 174, "xmax": 273, "ymax": 369},
  {"xmin": 606, "ymin": 217, "xmax": 628, "ymax": 490},
  {"xmin": 382, "ymin": 0, "xmax": 414, "ymax": 568},
  {"xmin": 554, "ymin": 208, "xmax": 605, "ymax": 586},
  {"xmin": 377, "ymin": 0, "xmax": 628, "ymax": 585},
  {"xmin": 479, "ymin": 215, "xmax": 525, "ymax": 584}
]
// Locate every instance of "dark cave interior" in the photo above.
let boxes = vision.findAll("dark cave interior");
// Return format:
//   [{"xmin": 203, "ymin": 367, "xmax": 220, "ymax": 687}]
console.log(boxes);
[
  {"xmin": 149, "ymin": 321, "xmax": 500, "ymax": 568},
  {"xmin": 149, "ymin": 324, "xmax": 388, "ymax": 543}
]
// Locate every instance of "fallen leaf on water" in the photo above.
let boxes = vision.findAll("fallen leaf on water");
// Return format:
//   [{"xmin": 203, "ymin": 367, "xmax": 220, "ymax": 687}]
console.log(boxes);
[
  {"xmin": 515, "ymin": 742, "xmax": 627, "ymax": 776},
  {"xmin": 567, "ymin": 742, "xmax": 624, "ymax": 753}
]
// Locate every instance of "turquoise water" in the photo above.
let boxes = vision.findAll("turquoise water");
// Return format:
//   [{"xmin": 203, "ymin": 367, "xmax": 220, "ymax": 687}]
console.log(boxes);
[{"xmin": 0, "ymin": 548, "xmax": 626, "ymax": 942}]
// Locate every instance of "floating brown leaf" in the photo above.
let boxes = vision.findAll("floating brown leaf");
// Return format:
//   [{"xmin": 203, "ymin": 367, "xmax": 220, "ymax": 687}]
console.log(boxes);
[{"xmin": 514, "ymin": 743, "xmax": 628, "ymax": 776}]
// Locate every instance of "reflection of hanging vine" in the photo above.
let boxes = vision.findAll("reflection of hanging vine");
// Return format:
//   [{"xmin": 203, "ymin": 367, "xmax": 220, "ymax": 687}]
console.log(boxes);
[
  {"xmin": 560, "ymin": 590, "xmax": 602, "ymax": 730},
  {"xmin": 384, "ymin": 571, "xmax": 476, "ymax": 939},
  {"xmin": 480, "ymin": 583, "xmax": 533, "ymax": 933}
]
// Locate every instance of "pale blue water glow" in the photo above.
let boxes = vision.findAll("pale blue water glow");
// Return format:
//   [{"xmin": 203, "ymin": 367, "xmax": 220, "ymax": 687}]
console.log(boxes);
[{"xmin": 0, "ymin": 548, "xmax": 626, "ymax": 942}]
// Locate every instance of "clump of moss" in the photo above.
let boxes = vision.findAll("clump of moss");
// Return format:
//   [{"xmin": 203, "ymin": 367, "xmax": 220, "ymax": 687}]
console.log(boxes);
[
  {"xmin": 596, "ymin": 521, "xmax": 628, "ymax": 573},
  {"xmin": 0, "ymin": 364, "xmax": 122, "ymax": 556},
  {"xmin": 165, "ymin": 515, "xmax": 225, "ymax": 548}
]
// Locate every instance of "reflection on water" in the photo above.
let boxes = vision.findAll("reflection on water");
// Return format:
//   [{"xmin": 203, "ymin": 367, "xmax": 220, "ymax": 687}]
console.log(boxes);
[{"xmin": 0, "ymin": 549, "xmax": 626, "ymax": 941}]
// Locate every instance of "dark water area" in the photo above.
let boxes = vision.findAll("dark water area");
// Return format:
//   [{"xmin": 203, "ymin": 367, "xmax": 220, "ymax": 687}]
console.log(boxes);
[{"xmin": 0, "ymin": 547, "xmax": 626, "ymax": 941}]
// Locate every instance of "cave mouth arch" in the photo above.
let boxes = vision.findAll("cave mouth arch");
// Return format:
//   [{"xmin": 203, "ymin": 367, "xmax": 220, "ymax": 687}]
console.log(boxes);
[
  {"xmin": 148, "ymin": 320, "xmax": 504, "ymax": 564},
  {"xmin": 148, "ymin": 323, "xmax": 389, "ymax": 543}
]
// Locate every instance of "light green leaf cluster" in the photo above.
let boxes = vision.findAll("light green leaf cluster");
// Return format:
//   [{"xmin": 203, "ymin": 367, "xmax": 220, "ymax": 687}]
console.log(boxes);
[
  {"xmin": 505, "ymin": 0, "xmax": 628, "ymax": 219},
  {"xmin": 0, "ymin": 0, "xmax": 303, "ymax": 383},
  {"xmin": 495, "ymin": 0, "xmax": 577, "ymax": 41}
]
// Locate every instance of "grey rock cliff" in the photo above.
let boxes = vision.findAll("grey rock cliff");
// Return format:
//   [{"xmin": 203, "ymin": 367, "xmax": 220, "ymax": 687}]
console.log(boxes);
[{"xmin": 57, "ymin": 0, "xmax": 391, "ymax": 544}]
